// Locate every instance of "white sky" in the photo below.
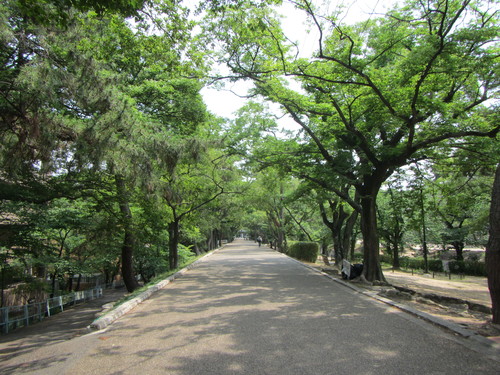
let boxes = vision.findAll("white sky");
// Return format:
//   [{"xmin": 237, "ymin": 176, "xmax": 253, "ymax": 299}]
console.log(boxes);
[{"xmin": 199, "ymin": 0, "xmax": 397, "ymax": 123}]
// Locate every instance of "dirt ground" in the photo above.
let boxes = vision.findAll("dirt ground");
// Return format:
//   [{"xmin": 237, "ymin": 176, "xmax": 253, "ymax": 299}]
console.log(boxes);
[{"xmin": 381, "ymin": 269, "xmax": 499, "ymax": 339}]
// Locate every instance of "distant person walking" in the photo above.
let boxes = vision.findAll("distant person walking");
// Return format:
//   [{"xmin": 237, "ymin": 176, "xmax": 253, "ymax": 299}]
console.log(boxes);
[{"xmin": 257, "ymin": 236, "xmax": 262, "ymax": 247}]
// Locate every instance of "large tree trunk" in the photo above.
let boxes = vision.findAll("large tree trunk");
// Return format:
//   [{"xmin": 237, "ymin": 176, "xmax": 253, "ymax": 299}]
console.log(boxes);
[
  {"xmin": 115, "ymin": 175, "xmax": 140, "ymax": 293},
  {"xmin": 358, "ymin": 174, "xmax": 386, "ymax": 283},
  {"xmin": 486, "ymin": 163, "xmax": 500, "ymax": 324},
  {"xmin": 50, "ymin": 272, "xmax": 58, "ymax": 298},
  {"xmin": 452, "ymin": 240, "xmax": 465, "ymax": 261},
  {"xmin": 168, "ymin": 219, "xmax": 180, "ymax": 270},
  {"xmin": 207, "ymin": 229, "xmax": 214, "ymax": 251}
]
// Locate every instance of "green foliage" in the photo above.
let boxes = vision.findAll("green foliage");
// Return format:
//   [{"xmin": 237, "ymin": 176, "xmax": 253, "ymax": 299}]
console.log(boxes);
[
  {"xmin": 379, "ymin": 254, "xmax": 393, "ymax": 265},
  {"xmin": 178, "ymin": 243, "xmax": 196, "ymax": 264},
  {"xmin": 0, "ymin": 260, "xmax": 25, "ymax": 287},
  {"xmin": 448, "ymin": 260, "xmax": 487, "ymax": 277},
  {"xmin": 287, "ymin": 241, "xmax": 319, "ymax": 262},
  {"xmin": 397, "ymin": 256, "xmax": 487, "ymax": 276},
  {"xmin": 397, "ymin": 257, "xmax": 443, "ymax": 273},
  {"xmin": 10, "ymin": 0, "xmax": 146, "ymax": 28},
  {"xmin": 352, "ymin": 252, "xmax": 364, "ymax": 262},
  {"xmin": 203, "ymin": 0, "xmax": 499, "ymax": 282},
  {"xmin": 0, "ymin": 0, "xmax": 229, "ymax": 293},
  {"xmin": 13, "ymin": 277, "xmax": 49, "ymax": 297}
]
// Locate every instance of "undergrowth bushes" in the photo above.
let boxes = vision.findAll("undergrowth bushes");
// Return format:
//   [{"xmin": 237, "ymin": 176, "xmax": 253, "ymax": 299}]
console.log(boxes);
[
  {"xmin": 287, "ymin": 242, "xmax": 319, "ymax": 263},
  {"xmin": 382, "ymin": 256, "xmax": 486, "ymax": 276}
]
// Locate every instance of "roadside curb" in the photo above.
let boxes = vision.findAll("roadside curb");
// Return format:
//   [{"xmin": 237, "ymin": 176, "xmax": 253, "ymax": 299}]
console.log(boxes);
[
  {"xmin": 281, "ymin": 252, "xmax": 500, "ymax": 355},
  {"xmin": 87, "ymin": 246, "xmax": 224, "ymax": 332}
]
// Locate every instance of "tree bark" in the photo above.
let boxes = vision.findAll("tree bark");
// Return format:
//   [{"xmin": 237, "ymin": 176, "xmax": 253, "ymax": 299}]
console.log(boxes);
[
  {"xmin": 486, "ymin": 162, "xmax": 500, "ymax": 324},
  {"xmin": 115, "ymin": 175, "xmax": 140, "ymax": 292},
  {"xmin": 168, "ymin": 219, "xmax": 180, "ymax": 270},
  {"xmin": 333, "ymin": 204, "xmax": 348, "ymax": 264},
  {"xmin": 319, "ymin": 199, "xmax": 352, "ymax": 265},
  {"xmin": 358, "ymin": 174, "xmax": 387, "ymax": 283},
  {"xmin": 50, "ymin": 272, "xmax": 58, "ymax": 298},
  {"xmin": 207, "ymin": 229, "xmax": 214, "ymax": 251},
  {"xmin": 342, "ymin": 210, "xmax": 358, "ymax": 261},
  {"xmin": 75, "ymin": 273, "xmax": 82, "ymax": 291},
  {"xmin": 452, "ymin": 240, "xmax": 465, "ymax": 261}
]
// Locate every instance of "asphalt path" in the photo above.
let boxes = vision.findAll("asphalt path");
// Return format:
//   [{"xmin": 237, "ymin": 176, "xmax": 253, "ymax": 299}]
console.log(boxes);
[{"xmin": 1, "ymin": 239, "xmax": 498, "ymax": 374}]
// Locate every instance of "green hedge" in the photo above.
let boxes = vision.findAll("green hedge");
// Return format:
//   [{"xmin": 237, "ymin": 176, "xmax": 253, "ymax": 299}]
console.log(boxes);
[
  {"xmin": 379, "ymin": 254, "xmax": 392, "ymax": 265},
  {"xmin": 361, "ymin": 253, "xmax": 487, "ymax": 277},
  {"xmin": 398, "ymin": 257, "xmax": 443, "ymax": 272},
  {"xmin": 288, "ymin": 242, "xmax": 319, "ymax": 263},
  {"xmin": 396, "ymin": 257, "xmax": 486, "ymax": 276},
  {"xmin": 448, "ymin": 260, "xmax": 486, "ymax": 276},
  {"xmin": 352, "ymin": 253, "xmax": 364, "ymax": 262}
]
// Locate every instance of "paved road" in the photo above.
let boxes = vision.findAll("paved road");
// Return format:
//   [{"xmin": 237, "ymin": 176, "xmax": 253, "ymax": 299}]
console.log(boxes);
[
  {"xmin": 0, "ymin": 287, "xmax": 127, "ymax": 357},
  {"xmin": 1, "ymin": 240, "xmax": 498, "ymax": 374}
]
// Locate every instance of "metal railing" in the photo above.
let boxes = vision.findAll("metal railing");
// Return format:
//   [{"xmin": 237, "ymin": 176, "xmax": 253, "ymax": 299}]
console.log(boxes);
[{"xmin": 0, "ymin": 286, "xmax": 103, "ymax": 334}]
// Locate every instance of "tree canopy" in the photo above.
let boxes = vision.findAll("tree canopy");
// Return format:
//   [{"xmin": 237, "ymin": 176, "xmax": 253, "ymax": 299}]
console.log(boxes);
[
  {"xmin": 1, "ymin": 0, "xmax": 499, "ymax": 322},
  {"xmin": 202, "ymin": 0, "xmax": 499, "ymax": 281}
]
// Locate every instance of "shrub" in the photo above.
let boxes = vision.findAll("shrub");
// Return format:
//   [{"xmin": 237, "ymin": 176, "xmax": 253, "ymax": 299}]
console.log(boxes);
[
  {"xmin": 288, "ymin": 242, "xmax": 319, "ymax": 263},
  {"xmin": 178, "ymin": 244, "xmax": 196, "ymax": 264},
  {"xmin": 285, "ymin": 241, "xmax": 297, "ymax": 254},
  {"xmin": 428, "ymin": 259, "xmax": 443, "ymax": 272},
  {"xmin": 399, "ymin": 256, "xmax": 421, "ymax": 269},
  {"xmin": 379, "ymin": 254, "xmax": 392, "ymax": 265},
  {"xmin": 448, "ymin": 260, "xmax": 486, "ymax": 277},
  {"xmin": 398, "ymin": 257, "xmax": 485, "ymax": 276},
  {"xmin": 352, "ymin": 253, "xmax": 364, "ymax": 262},
  {"xmin": 398, "ymin": 257, "xmax": 443, "ymax": 272}
]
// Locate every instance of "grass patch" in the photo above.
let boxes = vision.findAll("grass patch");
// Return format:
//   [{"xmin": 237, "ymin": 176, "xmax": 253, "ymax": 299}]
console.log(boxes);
[{"xmin": 111, "ymin": 253, "xmax": 206, "ymax": 309}]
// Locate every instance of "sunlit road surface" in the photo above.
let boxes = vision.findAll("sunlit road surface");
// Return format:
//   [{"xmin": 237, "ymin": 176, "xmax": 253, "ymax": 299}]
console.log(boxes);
[{"xmin": 1, "ymin": 239, "xmax": 498, "ymax": 374}]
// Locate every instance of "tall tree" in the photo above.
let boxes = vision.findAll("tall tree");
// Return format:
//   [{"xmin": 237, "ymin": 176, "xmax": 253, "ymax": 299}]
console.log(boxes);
[
  {"xmin": 429, "ymin": 164, "xmax": 492, "ymax": 260},
  {"xmin": 1, "ymin": 0, "xmax": 209, "ymax": 292},
  {"xmin": 377, "ymin": 181, "xmax": 412, "ymax": 269},
  {"xmin": 486, "ymin": 163, "xmax": 500, "ymax": 323},
  {"xmin": 203, "ymin": 0, "xmax": 499, "ymax": 281},
  {"xmin": 162, "ymin": 146, "xmax": 239, "ymax": 269}
]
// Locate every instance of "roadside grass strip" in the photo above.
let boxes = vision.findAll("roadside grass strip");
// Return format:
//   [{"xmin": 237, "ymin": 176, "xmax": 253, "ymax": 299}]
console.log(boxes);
[{"xmin": 88, "ymin": 248, "xmax": 222, "ymax": 331}]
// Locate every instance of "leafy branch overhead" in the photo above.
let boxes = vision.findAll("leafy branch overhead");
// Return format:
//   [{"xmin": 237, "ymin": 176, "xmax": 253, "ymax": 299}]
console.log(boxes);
[{"xmin": 204, "ymin": 0, "xmax": 499, "ymax": 282}]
